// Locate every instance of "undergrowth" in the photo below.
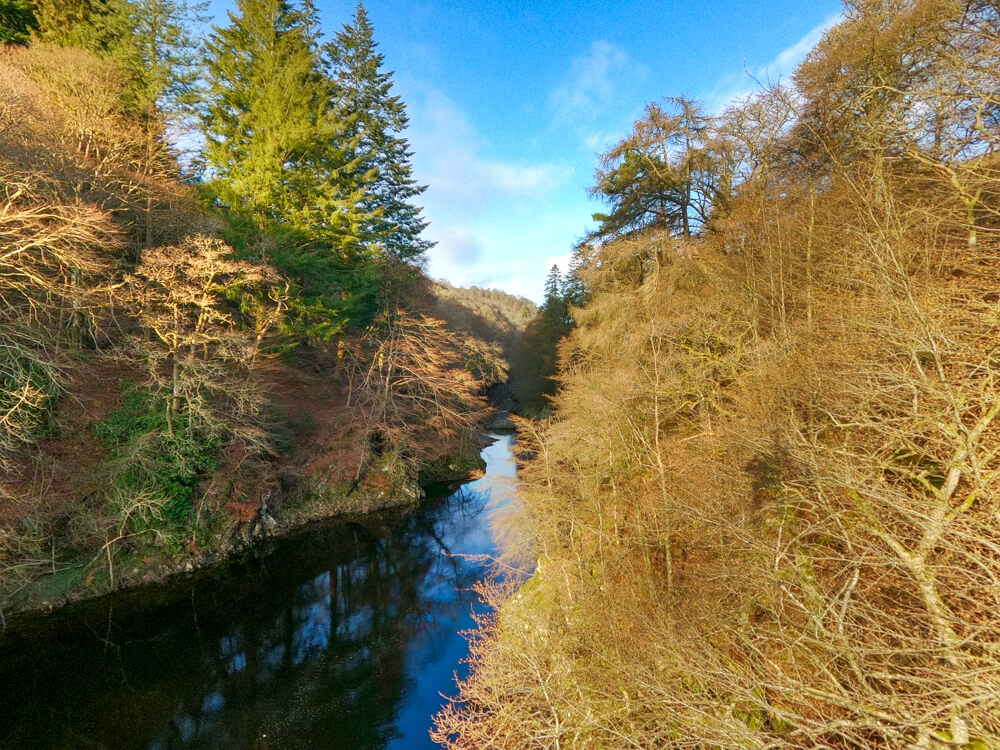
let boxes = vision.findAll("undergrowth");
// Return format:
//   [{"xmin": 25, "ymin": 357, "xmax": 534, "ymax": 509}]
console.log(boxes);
[{"xmin": 96, "ymin": 379, "xmax": 221, "ymax": 532}]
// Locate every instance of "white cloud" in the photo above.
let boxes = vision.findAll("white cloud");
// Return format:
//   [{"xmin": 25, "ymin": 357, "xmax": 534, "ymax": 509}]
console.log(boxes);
[
  {"xmin": 432, "ymin": 226, "xmax": 485, "ymax": 265},
  {"xmin": 418, "ymin": 207, "xmax": 588, "ymax": 305},
  {"xmin": 474, "ymin": 271, "xmax": 546, "ymax": 303},
  {"xmin": 427, "ymin": 237, "xmax": 566, "ymax": 305},
  {"xmin": 394, "ymin": 84, "xmax": 579, "ymax": 302},
  {"xmin": 706, "ymin": 12, "xmax": 842, "ymax": 112},
  {"xmin": 407, "ymin": 87, "xmax": 571, "ymax": 211},
  {"xmin": 766, "ymin": 15, "xmax": 839, "ymax": 80},
  {"xmin": 552, "ymin": 41, "xmax": 626, "ymax": 118},
  {"xmin": 550, "ymin": 40, "xmax": 648, "ymax": 126},
  {"xmin": 584, "ymin": 129, "xmax": 621, "ymax": 153},
  {"xmin": 543, "ymin": 251, "xmax": 573, "ymax": 277}
]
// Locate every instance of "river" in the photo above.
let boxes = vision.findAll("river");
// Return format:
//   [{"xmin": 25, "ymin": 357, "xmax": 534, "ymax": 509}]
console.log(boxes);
[{"xmin": 0, "ymin": 433, "xmax": 517, "ymax": 749}]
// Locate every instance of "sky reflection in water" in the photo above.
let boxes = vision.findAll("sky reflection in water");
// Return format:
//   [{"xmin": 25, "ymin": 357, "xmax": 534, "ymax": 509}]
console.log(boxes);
[{"xmin": 0, "ymin": 434, "xmax": 517, "ymax": 750}]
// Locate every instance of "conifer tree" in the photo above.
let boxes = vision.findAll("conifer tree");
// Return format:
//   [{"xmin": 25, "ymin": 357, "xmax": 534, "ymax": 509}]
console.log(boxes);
[
  {"xmin": 201, "ymin": 0, "xmax": 323, "ymax": 225},
  {"xmin": 127, "ymin": 0, "xmax": 207, "ymax": 120},
  {"xmin": 542, "ymin": 264, "xmax": 561, "ymax": 308},
  {"xmin": 0, "ymin": 0, "xmax": 37, "ymax": 44},
  {"xmin": 31, "ymin": 0, "xmax": 203, "ymax": 125},
  {"xmin": 32, "ymin": 0, "xmax": 132, "ymax": 55},
  {"xmin": 324, "ymin": 2, "xmax": 432, "ymax": 265},
  {"xmin": 201, "ymin": 0, "xmax": 382, "ymax": 340},
  {"xmin": 591, "ymin": 97, "xmax": 713, "ymax": 241},
  {"xmin": 562, "ymin": 245, "xmax": 591, "ymax": 309},
  {"xmin": 542, "ymin": 264, "xmax": 569, "ymax": 329},
  {"xmin": 201, "ymin": 0, "xmax": 372, "ymax": 239},
  {"xmin": 31, "ymin": 0, "xmax": 205, "ymax": 249}
]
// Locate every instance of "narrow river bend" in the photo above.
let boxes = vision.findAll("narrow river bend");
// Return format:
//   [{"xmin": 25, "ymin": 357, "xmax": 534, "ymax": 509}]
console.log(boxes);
[{"xmin": 0, "ymin": 434, "xmax": 517, "ymax": 749}]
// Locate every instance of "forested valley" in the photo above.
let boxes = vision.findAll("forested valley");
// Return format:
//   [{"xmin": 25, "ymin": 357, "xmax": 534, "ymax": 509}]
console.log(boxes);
[
  {"xmin": 0, "ymin": 0, "xmax": 536, "ymax": 614},
  {"xmin": 434, "ymin": 2, "xmax": 1000, "ymax": 748},
  {"xmin": 2, "ymin": 0, "xmax": 1000, "ymax": 748}
]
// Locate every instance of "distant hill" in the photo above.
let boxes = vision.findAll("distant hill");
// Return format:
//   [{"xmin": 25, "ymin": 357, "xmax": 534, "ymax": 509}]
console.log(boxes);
[{"xmin": 432, "ymin": 281, "xmax": 537, "ymax": 355}]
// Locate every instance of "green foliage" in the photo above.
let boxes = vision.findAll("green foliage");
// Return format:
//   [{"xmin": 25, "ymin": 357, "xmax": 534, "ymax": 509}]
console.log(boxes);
[
  {"xmin": 201, "ymin": 0, "xmax": 321, "ymax": 223},
  {"xmin": 27, "ymin": 0, "xmax": 434, "ymax": 355},
  {"xmin": 268, "ymin": 241, "xmax": 382, "ymax": 342},
  {"xmin": 201, "ymin": 0, "xmax": 392, "ymax": 342},
  {"xmin": 96, "ymin": 381, "xmax": 221, "ymax": 525},
  {"xmin": 590, "ymin": 97, "xmax": 718, "ymax": 241},
  {"xmin": 211, "ymin": 204, "xmax": 382, "ymax": 345},
  {"xmin": 591, "ymin": 149, "xmax": 675, "ymax": 237},
  {"xmin": 509, "ymin": 264, "xmax": 575, "ymax": 414},
  {"xmin": 562, "ymin": 244, "xmax": 591, "ymax": 308},
  {"xmin": 125, "ymin": 0, "xmax": 207, "ymax": 117},
  {"xmin": 32, "ymin": 0, "xmax": 128, "ymax": 52},
  {"xmin": 541, "ymin": 264, "xmax": 569, "ymax": 328},
  {"xmin": 325, "ymin": 2, "xmax": 433, "ymax": 264},
  {"xmin": 31, "ymin": 0, "xmax": 206, "ymax": 126},
  {"xmin": 94, "ymin": 380, "xmax": 161, "ymax": 448},
  {"xmin": 0, "ymin": 0, "xmax": 37, "ymax": 44},
  {"xmin": 201, "ymin": 0, "xmax": 366, "ymax": 235},
  {"xmin": 511, "ymin": 314, "xmax": 564, "ymax": 415},
  {"xmin": 0, "ymin": 353, "xmax": 57, "ymax": 418}
]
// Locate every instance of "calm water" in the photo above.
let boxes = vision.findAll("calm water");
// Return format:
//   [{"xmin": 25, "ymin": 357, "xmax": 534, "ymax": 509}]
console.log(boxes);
[{"xmin": 0, "ymin": 434, "xmax": 516, "ymax": 749}]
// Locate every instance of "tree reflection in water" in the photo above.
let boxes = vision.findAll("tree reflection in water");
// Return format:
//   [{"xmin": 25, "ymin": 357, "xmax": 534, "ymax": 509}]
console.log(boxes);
[{"xmin": 0, "ymin": 435, "xmax": 517, "ymax": 750}]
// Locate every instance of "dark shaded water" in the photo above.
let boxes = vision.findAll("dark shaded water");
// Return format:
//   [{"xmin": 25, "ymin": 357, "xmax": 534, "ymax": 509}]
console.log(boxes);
[{"xmin": 0, "ymin": 434, "xmax": 516, "ymax": 749}]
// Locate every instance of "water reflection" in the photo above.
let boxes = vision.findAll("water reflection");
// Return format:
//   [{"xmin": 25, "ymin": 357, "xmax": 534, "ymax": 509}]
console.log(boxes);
[{"xmin": 0, "ymin": 434, "xmax": 516, "ymax": 750}]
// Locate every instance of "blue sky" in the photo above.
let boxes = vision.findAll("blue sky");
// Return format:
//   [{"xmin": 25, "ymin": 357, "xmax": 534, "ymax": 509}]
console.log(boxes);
[{"xmin": 206, "ymin": 0, "xmax": 843, "ymax": 302}]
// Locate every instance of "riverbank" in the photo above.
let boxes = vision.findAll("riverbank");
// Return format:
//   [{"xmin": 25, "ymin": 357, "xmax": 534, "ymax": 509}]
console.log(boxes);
[
  {"xmin": 0, "ymin": 434, "xmax": 517, "ymax": 750},
  {"xmin": 0, "ymin": 379, "xmax": 496, "ymax": 621},
  {"xmin": 0, "ymin": 42, "xmax": 534, "ymax": 626}
]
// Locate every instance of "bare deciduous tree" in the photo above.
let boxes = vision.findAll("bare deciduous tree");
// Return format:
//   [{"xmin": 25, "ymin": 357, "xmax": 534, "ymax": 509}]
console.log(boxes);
[{"xmin": 125, "ymin": 234, "xmax": 286, "ymax": 444}]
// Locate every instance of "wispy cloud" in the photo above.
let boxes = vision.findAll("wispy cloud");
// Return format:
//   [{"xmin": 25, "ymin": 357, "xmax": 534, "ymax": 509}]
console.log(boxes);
[
  {"xmin": 549, "ymin": 40, "xmax": 649, "ymax": 151},
  {"xmin": 434, "ymin": 226, "xmax": 485, "ymax": 265},
  {"xmin": 766, "ymin": 15, "xmax": 839, "ymax": 81},
  {"xmin": 398, "ymin": 84, "xmax": 575, "ymax": 299},
  {"xmin": 550, "ymin": 41, "xmax": 641, "ymax": 120},
  {"xmin": 706, "ymin": 12, "xmax": 842, "ymax": 111},
  {"xmin": 584, "ymin": 129, "xmax": 622, "ymax": 153},
  {"xmin": 408, "ymin": 87, "xmax": 571, "ymax": 210}
]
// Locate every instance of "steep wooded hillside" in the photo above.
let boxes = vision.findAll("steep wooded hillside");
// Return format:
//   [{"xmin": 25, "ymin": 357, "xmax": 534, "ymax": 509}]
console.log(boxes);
[
  {"xmin": 433, "ymin": 281, "xmax": 536, "ymax": 353},
  {"xmin": 435, "ymin": 2, "xmax": 1000, "ymax": 748},
  {"xmin": 0, "ymin": 42, "xmax": 503, "ymax": 614}
]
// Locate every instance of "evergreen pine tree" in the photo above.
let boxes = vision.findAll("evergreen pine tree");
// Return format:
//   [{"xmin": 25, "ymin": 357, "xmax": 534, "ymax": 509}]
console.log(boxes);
[
  {"xmin": 201, "ymin": 0, "xmax": 381, "ymax": 340},
  {"xmin": 542, "ymin": 264, "xmax": 562, "ymax": 307},
  {"xmin": 562, "ymin": 244, "xmax": 591, "ymax": 309},
  {"xmin": 324, "ymin": 2, "xmax": 432, "ymax": 265},
  {"xmin": 127, "ymin": 0, "xmax": 207, "ymax": 120},
  {"xmin": 201, "ymin": 0, "xmax": 324, "ymax": 225},
  {"xmin": 0, "ymin": 0, "xmax": 37, "ymax": 44},
  {"xmin": 541, "ymin": 264, "xmax": 569, "ymax": 329},
  {"xmin": 202, "ymin": 0, "xmax": 373, "ymax": 240},
  {"xmin": 31, "ymin": 0, "xmax": 202, "ymax": 124},
  {"xmin": 32, "ymin": 0, "xmax": 131, "ymax": 56}
]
